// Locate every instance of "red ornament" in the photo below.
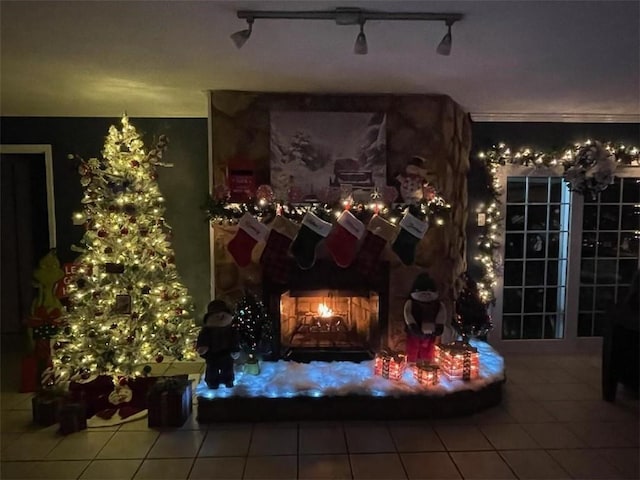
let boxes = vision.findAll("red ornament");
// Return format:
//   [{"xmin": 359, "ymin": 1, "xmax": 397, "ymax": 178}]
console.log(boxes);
[
  {"xmin": 175, "ymin": 308, "xmax": 182, "ymax": 315},
  {"xmin": 129, "ymin": 216, "xmax": 137, "ymax": 224},
  {"xmin": 104, "ymin": 247, "xmax": 113, "ymax": 254},
  {"xmin": 256, "ymin": 184, "xmax": 275, "ymax": 204},
  {"xmin": 95, "ymin": 310, "xmax": 103, "ymax": 317},
  {"xmin": 131, "ymin": 312, "xmax": 139, "ymax": 320},
  {"xmin": 110, "ymin": 323, "xmax": 118, "ymax": 329},
  {"xmin": 126, "ymin": 335, "xmax": 134, "ymax": 344},
  {"xmin": 97, "ymin": 229, "xmax": 107, "ymax": 238},
  {"xmin": 169, "ymin": 335, "xmax": 177, "ymax": 343},
  {"xmin": 120, "ymin": 227, "xmax": 129, "ymax": 235},
  {"xmin": 131, "ymin": 160, "xmax": 140, "ymax": 168},
  {"xmin": 151, "ymin": 172, "xmax": 158, "ymax": 180},
  {"xmin": 155, "ymin": 354, "xmax": 164, "ymax": 363},
  {"xmin": 168, "ymin": 256, "xmax": 175, "ymax": 264},
  {"xmin": 118, "ymin": 377, "xmax": 128, "ymax": 386}
]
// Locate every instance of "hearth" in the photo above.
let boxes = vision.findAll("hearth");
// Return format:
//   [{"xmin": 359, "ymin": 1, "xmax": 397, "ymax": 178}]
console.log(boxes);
[{"xmin": 263, "ymin": 260, "xmax": 389, "ymax": 362}]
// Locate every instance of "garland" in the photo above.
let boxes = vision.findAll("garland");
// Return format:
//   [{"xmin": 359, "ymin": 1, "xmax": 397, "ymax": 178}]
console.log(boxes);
[
  {"xmin": 204, "ymin": 186, "xmax": 452, "ymax": 227},
  {"xmin": 474, "ymin": 140, "xmax": 639, "ymax": 305}
]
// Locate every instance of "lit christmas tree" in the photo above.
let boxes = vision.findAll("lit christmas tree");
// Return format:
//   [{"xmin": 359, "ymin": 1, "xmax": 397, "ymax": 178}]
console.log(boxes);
[
  {"xmin": 52, "ymin": 115, "xmax": 198, "ymax": 382},
  {"xmin": 233, "ymin": 292, "xmax": 273, "ymax": 357},
  {"xmin": 454, "ymin": 273, "xmax": 493, "ymax": 342}
]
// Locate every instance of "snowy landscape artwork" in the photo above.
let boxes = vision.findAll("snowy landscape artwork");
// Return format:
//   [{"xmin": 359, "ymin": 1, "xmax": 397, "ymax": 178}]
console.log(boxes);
[{"xmin": 270, "ymin": 111, "xmax": 387, "ymax": 202}]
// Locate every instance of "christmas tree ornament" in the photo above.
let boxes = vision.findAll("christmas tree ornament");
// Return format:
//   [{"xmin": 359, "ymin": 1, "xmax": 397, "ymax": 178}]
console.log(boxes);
[
  {"xmin": 256, "ymin": 184, "xmax": 275, "ymax": 204},
  {"xmin": 227, "ymin": 213, "xmax": 269, "ymax": 267},
  {"xmin": 155, "ymin": 354, "xmax": 164, "ymax": 363},
  {"xmin": 259, "ymin": 215, "xmax": 298, "ymax": 284},
  {"xmin": 354, "ymin": 215, "xmax": 397, "ymax": 276},
  {"xmin": 391, "ymin": 211, "xmax": 429, "ymax": 265},
  {"xmin": 325, "ymin": 210, "xmax": 365, "ymax": 268},
  {"xmin": 289, "ymin": 212, "xmax": 332, "ymax": 270}
]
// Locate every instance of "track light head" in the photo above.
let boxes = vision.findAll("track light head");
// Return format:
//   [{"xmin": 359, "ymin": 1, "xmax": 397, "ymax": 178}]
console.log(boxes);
[
  {"xmin": 437, "ymin": 23, "xmax": 452, "ymax": 56},
  {"xmin": 230, "ymin": 18, "xmax": 253, "ymax": 49},
  {"xmin": 354, "ymin": 22, "xmax": 368, "ymax": 55}
]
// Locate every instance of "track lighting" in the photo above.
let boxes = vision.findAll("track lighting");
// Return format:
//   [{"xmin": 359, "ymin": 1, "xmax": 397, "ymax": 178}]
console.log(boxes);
[
  {"xmin": 354, "ymin": 21, "xmax": 368, "ymax": 55},
  {"xmin": 437, "ymin": 22, "xmax": 453, "ymax": 56},
  {"xmin": 230, "ymin": 18, "xmax": 253, "ymax": 49},
  {"xmin": 231, "ymin": 8, "xmax": 463, "ymax": 55}
]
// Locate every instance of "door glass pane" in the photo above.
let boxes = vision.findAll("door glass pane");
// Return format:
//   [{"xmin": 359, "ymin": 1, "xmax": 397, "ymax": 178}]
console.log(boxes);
[
  {"xmin": 578, "ymin": 177, "xmax": 640, "ymax": 337},
  {"xmin": 501, "ymin": 175, "xmax": 569, "ymax": 340}
]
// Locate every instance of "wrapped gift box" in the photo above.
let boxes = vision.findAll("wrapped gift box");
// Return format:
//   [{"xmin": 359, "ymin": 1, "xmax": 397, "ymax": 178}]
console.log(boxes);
[
  {"xmin": 58, "ymin": 402, "xmax": 87, "ymax": 435},
  {"xmin": 436, "ymin": 341, "xmax": 479, "ymax": 381},
  {"xmin": 413, "ymin": 362, "xmax": 440, "ymax": 386},
  {"xmin": 374, "ymin": 351, "xmax": 406, "ymax": 381},
  {"xmin": 147, "ymin": 375, "xmax": 192, "ymax": 428},
  {"xmin": 32, "ymin": 395, "xmax": 64, "ymax": 427}
]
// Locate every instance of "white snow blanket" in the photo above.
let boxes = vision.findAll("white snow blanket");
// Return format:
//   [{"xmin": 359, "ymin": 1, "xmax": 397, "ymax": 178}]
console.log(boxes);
[{"xmin": 197, "ymin": 340, "xmax": 504, "ymax": 400}]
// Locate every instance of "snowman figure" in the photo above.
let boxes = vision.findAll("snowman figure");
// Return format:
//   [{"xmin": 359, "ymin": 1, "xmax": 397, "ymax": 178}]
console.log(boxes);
[{"xmin": 396, "ymin": 156, "xmax": 430, "ymax": 204}]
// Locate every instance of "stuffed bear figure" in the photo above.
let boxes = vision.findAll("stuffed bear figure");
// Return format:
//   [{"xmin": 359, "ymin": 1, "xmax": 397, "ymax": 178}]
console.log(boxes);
[
  {"xmin": 197, "ymin": 300, "xmax": 239, "ymax": 389},
  {"xmin": 404, "ymin": 273, "xmax": 448, "ymax": 362}
]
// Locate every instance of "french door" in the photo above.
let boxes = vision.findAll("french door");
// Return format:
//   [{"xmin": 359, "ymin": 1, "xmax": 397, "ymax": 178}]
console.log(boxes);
[{"xmin": 490, "ymin": 166, "xmax": 639, "ymax": 353}]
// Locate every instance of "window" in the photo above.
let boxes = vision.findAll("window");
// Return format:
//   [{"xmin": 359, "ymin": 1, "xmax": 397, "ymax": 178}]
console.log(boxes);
[{"xmin": 578, "ymin": 177, "xmax": 640, "ymax": 336}]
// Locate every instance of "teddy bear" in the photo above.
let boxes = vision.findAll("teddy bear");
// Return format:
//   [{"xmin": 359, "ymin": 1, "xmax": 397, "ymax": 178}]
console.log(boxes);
[
  {"xmin": 196, "ymin": 300, "xmax": 239, "ymax": 389},
  {"xmin": 403, "ymin": 273, "xmax": 449, "ymax": 362}
]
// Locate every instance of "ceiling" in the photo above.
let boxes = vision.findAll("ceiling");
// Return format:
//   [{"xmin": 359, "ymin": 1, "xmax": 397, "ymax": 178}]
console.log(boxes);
[{"xmin": 1, "ymin": 1, "xmax": 638, "ymax": 121}]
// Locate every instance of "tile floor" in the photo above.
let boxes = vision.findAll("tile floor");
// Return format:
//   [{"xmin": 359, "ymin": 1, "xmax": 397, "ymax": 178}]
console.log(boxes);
[{"xmin": 1, "ymin": 349, "xmax": 639, "ymax": 479}]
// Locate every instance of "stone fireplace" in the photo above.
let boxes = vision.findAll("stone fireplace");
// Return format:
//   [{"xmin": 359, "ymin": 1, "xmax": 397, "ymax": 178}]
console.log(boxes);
[{"xmin": 263, "ymin": 260, "xmax": 389, "ymax": 361}]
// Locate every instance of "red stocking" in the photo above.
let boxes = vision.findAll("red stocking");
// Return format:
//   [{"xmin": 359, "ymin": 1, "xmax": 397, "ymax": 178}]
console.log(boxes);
[
  {"xmin": 227, "ymin": 213, "xmax": 268, "ymax": 267},
  {"xmin": 325, "ymin": 210, "xmax": 365, "ymax": 268}
]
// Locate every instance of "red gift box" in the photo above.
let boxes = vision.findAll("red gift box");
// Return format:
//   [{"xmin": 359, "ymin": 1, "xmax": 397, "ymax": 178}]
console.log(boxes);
[{"xmin": 147, "ymin": 375, "xmax": 192, "ymax": 428}]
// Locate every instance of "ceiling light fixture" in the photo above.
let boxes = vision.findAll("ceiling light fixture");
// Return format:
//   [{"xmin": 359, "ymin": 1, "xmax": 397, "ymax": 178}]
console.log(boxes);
[
  {"xmin": 230, "ymin": 7, "xmax": 463, "ymax": 54},
  {"xmin": 437, "ymin": 21, "xmax": 453, "ymax": 56},
  {"xmin": 354, "ymin": 21, "xmax": 368, "ymax": 55},
  {"xmin": 230, "ymin": 17, "xmax": 253, "ymax": 49}
]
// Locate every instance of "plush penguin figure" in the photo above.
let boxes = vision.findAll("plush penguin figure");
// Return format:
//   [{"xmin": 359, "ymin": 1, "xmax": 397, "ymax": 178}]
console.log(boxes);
[
  {"xmin": 404, "ymin": 273, "xmax": 448, "ymax": 362},
  {"xmin": 196, "ymin": 300, "xmax": 239, "ymax": 389}
]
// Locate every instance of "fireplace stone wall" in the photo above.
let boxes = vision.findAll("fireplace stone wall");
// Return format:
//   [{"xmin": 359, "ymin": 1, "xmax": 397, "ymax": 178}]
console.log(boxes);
[{"xmin": 210, "ymin": 91, "xmax": 471, "ymax": 352}]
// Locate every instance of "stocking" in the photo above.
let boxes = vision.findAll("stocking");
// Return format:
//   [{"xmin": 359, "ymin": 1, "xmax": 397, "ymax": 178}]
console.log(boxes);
[
  {"xmin": 227, "ymin": 213, "xmax": 268, "ymax": 267},
  {"xmin": 391, "ymin": 212, "xmax": 429, "ymax": 265},
  {"xmin": 260, "ymin": 216, "xmax": 299, "ymax": 284},
  {"xmin": 289, "ymin": 212, "xmax": 332, "ymax": 270},
  {"xmin": 325, "ymin": 210, "xmax": 365, "ymax": 268},
  {"xmin": 355, "ymin": 215, "xmax": 397, "ymax": 276}
]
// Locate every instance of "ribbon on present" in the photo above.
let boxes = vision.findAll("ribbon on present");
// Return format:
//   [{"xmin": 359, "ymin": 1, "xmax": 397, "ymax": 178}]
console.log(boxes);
[
  {"xmin": 436, "ymin": 341, "xmax": 479, "ymax": 381},
  {"xmin": 413, "ymin": 361, "xmax": 440, "ymax": 386},
  {"xmin": 374, "ymin": 350, "xmax": 407, "ymax": 381}
]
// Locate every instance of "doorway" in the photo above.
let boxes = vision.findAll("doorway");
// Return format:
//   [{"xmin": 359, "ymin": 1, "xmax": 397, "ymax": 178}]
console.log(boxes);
[{"xmin": 0, "ymin": 145, "xmax": 56, "ymax": 334}]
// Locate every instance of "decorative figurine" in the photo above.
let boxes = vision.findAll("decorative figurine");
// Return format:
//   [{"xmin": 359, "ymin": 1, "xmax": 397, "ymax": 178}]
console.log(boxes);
[{"xmin": 197, "ymin": 300, "xmax": 239, "ymax": 389}]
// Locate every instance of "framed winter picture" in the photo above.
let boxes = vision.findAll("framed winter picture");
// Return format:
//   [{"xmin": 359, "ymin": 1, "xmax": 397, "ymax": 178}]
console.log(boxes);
[
  {"xmin": 270, "ymin": 111, "xmax": 386, "ymax": 202},
  {"xmin": 113, "ymin": 294, "xmax": 132, "ymax": 315}
]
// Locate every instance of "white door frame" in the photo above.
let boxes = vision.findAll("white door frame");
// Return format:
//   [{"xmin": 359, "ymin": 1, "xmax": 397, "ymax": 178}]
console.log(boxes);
[{"xmin": 0, "ymin": 144, "xmax": 56, "ymax": 248}]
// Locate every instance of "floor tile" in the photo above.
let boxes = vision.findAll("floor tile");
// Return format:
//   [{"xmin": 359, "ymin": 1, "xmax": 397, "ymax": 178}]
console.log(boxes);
[
  {"xmin": 118, "ymin": 418, "xmax": 149, "ymax": 431},
  {"xmin": 505, "ymin": 400, "xmax": 556, "ymax": 423},
  {"xmin": 47, "ymin": 431, "xmax": 115, "ymax": 460},
  {"xmin": 189, "ymin": 457, "xmax": 245, "ymax": 479},
  {"xmin": 344, "ymin": 424, "xmax": 395, "ymax": 453},
  {"xmin": 388, "ymin": 424, "xmax": 445, "ymax": 452},
  {"xmin": 450, "ymin": 451, "xmax": 515, "ymax": 480},
  {"xmin": 248, "ymin": 425, "xmax": 297, "ymax": 455},
  {"xmin": 499, "ymin": 450, "xmax": 568, "ymax": 479},
  {"xmin": 0, "ymin": 392, "xmax": 33, "ymax": 410},
  {"xmin": 350, "ymin": 453, "xmax": 407, "ymax": 480},
  {"xmin": 199, "ymin": 425, "xmax": 252, "ymax": 456},
  {"xmin": 1, "ymin": 432, "xmax": 23, "ymax": 451},
  {"xmin": 2, "ymin": 432, "xmax": 63, "ymax": 460},
  {"xmin": 1, "ymin": 460, "xmax": 89, "ymax": 479},
  {"xmin": 434, "ymin": 425, "xmax": 493, "ymax": 451},
  {"xmin": 479, "ymin": 424, "xmax": 540, "ymax": 450},
  {"xmin": 299, "ymin": 424, "xmax": 347, "ymax": 454},
  {"xmin": 401, "ymin": 452, "xmax": 461, "ymax": 479},
  {"xmin": 565, "ymin": 421, "xmax": 637, "ymax": 448},
  {"xmin": 547, "ymin": 449, "xmax": 623, "ymax": 479},
  {"xmin": 97, "ymin": 431, "xmax": 159, "ymax": 459},
  {"xmin": 521, "ymin": 423, "xmax": 586, "ymax": 449},
  {"xmin": 539, "ymin": 400, "xmax": 593, "ymax": 422},
  {"xmin": 79, "ymin": 459, "xmax": 142, "ymax": 479},
  {"xmin": 471, "ymin": 406, "xmax": 517, "ymax": 425},
  {"xmin": 147, "ymin": 430, "xmax": 206, "ymax": 458},
  {"xmin": 299, "ymin": 454, "xmax": 352, "ymax": 479},
  {"xmin": 599, "ymin": 448, "xmax": 640, "ymax": 479},
  {"xmin": 0, "ymin": 409, "xmax": 37, "ymax": 432},
  {"xmin": 134, "ymin": 458, "xmax": 193, "ymax": 479},
  {"xmin": 243, "ymin": 455, "xmax": 297, "ymax": 479}
]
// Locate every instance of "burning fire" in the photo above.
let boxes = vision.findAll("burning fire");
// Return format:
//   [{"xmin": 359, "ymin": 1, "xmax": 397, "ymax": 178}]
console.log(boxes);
[{"xmin": 317, "ymin": 303, "xmax": 334, "ymax": 318}]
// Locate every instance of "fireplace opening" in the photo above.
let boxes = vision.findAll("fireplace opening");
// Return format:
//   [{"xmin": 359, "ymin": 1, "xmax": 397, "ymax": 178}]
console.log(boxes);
[
  {"xmin": 263, "ymin": 260, "xmax": 389, "ymax": 362},
  {"xmin": 280, "ymin": 290, "xmax": 379, "ymax": 351}
]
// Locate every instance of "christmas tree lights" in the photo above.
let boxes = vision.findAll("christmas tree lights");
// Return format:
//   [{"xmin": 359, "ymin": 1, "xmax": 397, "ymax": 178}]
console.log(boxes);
[{"xmin": 52, "ymin": 115, "xmax": 198, "ymax": 382}]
